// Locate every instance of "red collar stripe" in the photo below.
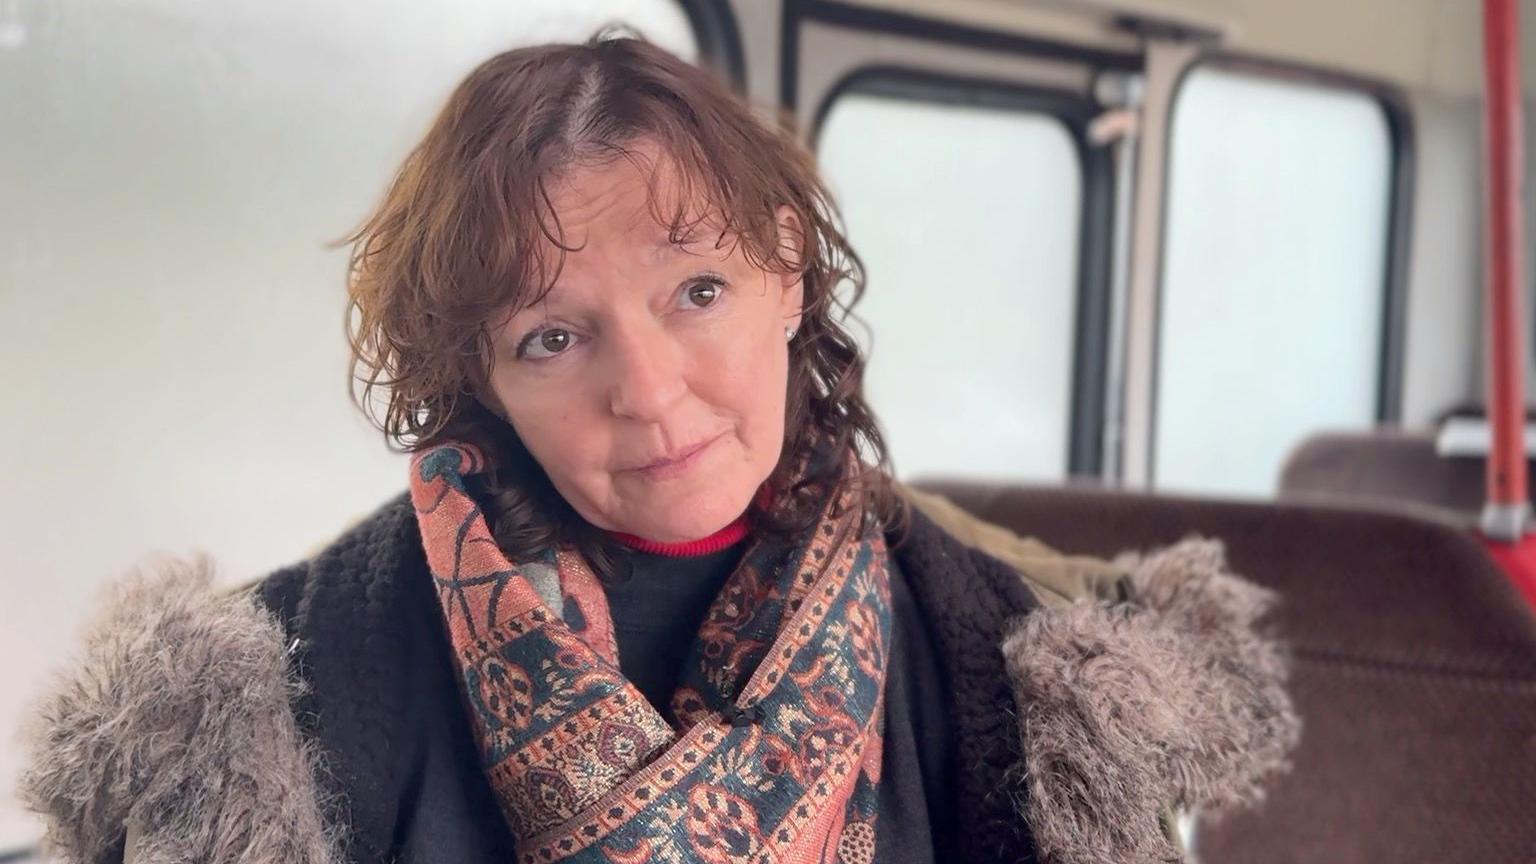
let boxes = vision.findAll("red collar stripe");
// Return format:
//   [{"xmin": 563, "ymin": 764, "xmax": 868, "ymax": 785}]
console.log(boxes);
[{"xmin": 608, "ymin": 513, "xmax": 750, "ymax": 557}]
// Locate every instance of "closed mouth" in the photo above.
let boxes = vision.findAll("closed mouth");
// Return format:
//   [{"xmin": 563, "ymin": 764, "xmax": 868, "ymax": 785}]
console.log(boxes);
[{"xmin": 629, "ymin": 432, "xmax": 724, "ymax": 473}]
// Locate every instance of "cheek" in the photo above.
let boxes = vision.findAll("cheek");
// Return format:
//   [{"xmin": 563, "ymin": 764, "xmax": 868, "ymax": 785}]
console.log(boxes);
[
  {"xmin": 699, "ymin": 321, "xmax": 789, "ymax": 446},
  {"xmin": 490, "ymin": 376, "xmax": 603, "ymax": 480}
]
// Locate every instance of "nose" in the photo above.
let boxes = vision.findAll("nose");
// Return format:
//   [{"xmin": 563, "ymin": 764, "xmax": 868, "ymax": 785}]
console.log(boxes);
[{"xmin": 606, "ymin": 319, "xmax": 688, "ymax": 422}]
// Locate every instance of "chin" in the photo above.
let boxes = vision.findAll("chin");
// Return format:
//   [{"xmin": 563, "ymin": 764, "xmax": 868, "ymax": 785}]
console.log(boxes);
[
  {"xmin": 632, "ymin": 486, "xmax": 750, "ymax": 542},
  {"xmin": 637, "ymin": 509, "xmax": 733, "ymax": 543}
]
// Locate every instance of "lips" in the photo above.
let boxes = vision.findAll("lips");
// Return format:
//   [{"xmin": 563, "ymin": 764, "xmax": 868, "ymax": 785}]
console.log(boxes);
[{"xmin": 627, "ymin": 432, "xmax": 724, "ymax": 474}]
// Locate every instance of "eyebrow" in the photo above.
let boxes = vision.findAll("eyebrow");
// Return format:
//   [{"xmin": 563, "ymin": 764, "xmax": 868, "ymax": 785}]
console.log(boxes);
[
  {"xmin": 650, "ymin": 235, "xmax": 696, "ymax": 256},
  {"xmin": 653, "ymin": 229, "xmax": 733, "ymax": 260}
]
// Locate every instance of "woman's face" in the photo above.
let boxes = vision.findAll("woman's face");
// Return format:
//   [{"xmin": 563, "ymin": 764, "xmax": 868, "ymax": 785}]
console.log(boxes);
[{"xmin": 484, "ymin": 148, "xmax": 804, "ymax": 543}]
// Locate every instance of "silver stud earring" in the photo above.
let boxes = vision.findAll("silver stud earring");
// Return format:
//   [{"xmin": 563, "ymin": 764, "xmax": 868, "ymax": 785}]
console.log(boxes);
[{"xmin": 785, "ymin": 325, "xmax": 797, "ymax": 341}]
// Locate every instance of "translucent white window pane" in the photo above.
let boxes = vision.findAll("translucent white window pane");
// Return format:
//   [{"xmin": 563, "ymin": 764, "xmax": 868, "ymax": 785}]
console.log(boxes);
[
  {"xmin": 1155, "ymin": 67, "xmax": 1391, "ymax": 497},
  {"xmin": 0, "ymin": 0, "xmax": 694, "ymax": 849},
  {"xmin": 818, "ymin": 94, "xmax": 1081, "ymax": 482}
]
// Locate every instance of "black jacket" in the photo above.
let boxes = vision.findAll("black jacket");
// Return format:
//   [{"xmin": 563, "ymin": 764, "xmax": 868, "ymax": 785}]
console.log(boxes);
[
  {"xmin": 18, "ymin": 489, "xmax": 1299, "ymax": 864},
  {"xmin": 252, "ymin": 491, "xmax": 1040, "ymax": 863}
]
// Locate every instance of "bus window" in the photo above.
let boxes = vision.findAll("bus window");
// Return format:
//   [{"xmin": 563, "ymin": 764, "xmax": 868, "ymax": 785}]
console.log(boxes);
[
  {"xmin": 818, "ymin": 88, "xmax": 1083, "ymax": 482},
  {"xmin": 1154, "ymin": 65, "xmax": 1393, "ymax": 497}
]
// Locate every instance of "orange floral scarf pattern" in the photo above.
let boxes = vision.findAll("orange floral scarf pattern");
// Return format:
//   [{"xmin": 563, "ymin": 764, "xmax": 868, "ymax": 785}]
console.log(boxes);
[{"xmin": 409, "ymin": 442, "xmax": 892, "ymax": 864}]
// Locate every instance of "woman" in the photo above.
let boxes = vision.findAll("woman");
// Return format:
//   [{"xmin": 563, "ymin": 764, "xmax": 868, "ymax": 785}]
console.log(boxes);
[{"xmin": 19, "ymin": 35, "xmax": 1299, "ymax": 864}]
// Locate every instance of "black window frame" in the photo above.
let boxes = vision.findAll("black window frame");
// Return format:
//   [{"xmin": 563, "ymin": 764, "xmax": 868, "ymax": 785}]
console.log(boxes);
[
  {"xmin": 808, "ymin": 65, "xmax": 1118, "ymax": 478},
  {"xmin": 780, "ymin": 0, "xmax": 1142, "ymax": 113},
  {"xmin": 675, "ymin": 0, "xmax": 746, "ymax": 92},
  {"xmin": 1148, "ymin": 53, "xmax": 1415, "ymax": 484}
]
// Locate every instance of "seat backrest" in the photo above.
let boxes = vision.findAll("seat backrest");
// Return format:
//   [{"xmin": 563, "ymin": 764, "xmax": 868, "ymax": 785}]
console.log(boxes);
[
  {"xmin": 914, "ymin": 479, "xmax": 1536, "ymax": 864},
  {"xmin": 1278, "ymin": 428, "xmax": 1529, "ymax": 516}
]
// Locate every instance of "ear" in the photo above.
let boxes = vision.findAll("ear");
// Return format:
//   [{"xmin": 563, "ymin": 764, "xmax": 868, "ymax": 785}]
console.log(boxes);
[{"xmin": 774, "ymin": 204, "xmax": 806, "ymax": 334}]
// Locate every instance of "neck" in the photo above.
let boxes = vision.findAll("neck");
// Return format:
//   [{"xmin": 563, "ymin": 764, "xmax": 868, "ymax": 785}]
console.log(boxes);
[{"xmin": 607, "ymin": 512, "xmax": 750, "ymax": 557}]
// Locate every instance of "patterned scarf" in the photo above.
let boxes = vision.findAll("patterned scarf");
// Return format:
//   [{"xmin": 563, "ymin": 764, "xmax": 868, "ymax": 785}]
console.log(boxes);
[{"xmin": 409, "ymin": 441, "xmax": 893, "ymax": 864}]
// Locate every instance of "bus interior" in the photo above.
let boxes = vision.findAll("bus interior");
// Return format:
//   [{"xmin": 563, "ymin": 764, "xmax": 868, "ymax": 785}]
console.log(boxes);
[{"xmin": 4, "ymin": 0, "xmax": 1536, "ymax": 861}]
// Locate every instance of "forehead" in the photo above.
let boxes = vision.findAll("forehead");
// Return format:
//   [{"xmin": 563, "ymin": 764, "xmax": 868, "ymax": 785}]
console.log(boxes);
[
  {"xmin": 543, "ymin": 145, "xmax": 730, "ymax": 253},
  {"xmin": 494, "ymin": 163, "xmax": 737, "ymax": 321}
]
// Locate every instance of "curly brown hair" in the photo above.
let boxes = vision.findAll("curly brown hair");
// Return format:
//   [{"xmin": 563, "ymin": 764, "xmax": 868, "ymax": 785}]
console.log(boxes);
[{"xmin": 338, "ymin": 33, "xmax": 906, "ymax": 577}]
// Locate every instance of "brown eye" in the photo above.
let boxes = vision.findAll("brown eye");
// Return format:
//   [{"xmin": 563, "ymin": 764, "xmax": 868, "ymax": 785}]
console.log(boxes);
[
  {"xmin": 520, "ymin": 327, "xmax": 575, "ymax": 360},
  {"xmin": 681, "ymin": 279, "xmax": 722, "ymax": 309}
]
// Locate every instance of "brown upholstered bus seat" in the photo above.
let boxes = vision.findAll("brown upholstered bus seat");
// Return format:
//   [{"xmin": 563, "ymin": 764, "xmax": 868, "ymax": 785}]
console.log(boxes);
[
  {"xmin": 912, "ymin": 479, "xmax": 1536, "ymax": 864},
  {"xmin": 1278, "ymin": 428, "xmax": 1533, "ymax": 518}
]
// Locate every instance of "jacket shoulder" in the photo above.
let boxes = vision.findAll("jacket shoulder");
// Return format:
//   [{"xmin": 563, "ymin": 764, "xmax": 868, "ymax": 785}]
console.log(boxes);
[
  {"xmin": 16, "ymin": 552, "xmax": 343, "ymax": 863},
  {"xmin": 246, "ymin": 489, "xmax": 418, "ymax": 630},
  {"xmin": 13, "ymin": 493, "xmax": 422, "ymax": 862},
  {"xmin": 893, "ymin": 484, "xmax": 1300, "ymax": 864}
]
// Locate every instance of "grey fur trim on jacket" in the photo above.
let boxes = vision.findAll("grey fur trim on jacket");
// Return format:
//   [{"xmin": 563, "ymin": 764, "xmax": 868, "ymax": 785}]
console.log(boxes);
[
  {"xmin": 17, "ymin": 519, "xmax": 1298, "ymax": 864},
  {"xmin": 17, "ymin": 555, "xmax": 342, "ymax": 864},
  {"xmin": 1003, "ymin": 538, "xmax": 1301, "ymax": 864}
]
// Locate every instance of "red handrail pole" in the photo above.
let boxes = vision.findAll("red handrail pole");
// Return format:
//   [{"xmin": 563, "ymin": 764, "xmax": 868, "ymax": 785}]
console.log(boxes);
[{"xmin": 1480, "ymin": 0, "xmax": 1530, "ymax": 542}]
